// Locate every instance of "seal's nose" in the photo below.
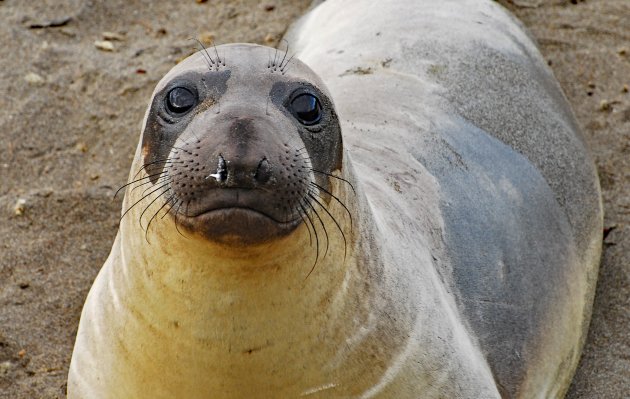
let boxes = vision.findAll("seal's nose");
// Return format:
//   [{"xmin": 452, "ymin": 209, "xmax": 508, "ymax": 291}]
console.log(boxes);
[
  {"xmin": 205, "ymin": 116, "xmax": 274, "ymax": 187},
  {"xmin": 210, "ymin": 153, "xmax": 271, "ymax": 187}
]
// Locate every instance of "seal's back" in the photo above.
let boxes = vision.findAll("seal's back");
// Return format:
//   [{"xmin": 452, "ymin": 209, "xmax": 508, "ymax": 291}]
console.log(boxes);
[{"xmin": 286, "ymin": 0, "xmax": 602, "ymax": 397}]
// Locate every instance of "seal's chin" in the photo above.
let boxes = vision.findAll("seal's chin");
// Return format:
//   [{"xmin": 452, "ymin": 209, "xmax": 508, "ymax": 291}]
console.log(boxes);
[{"xmin": 178, "ymin": 207, "xmax": 303, "ymax": 246}]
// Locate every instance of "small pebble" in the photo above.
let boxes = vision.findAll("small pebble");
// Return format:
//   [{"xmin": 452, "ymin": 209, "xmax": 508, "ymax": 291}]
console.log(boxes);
[
  {"xmin": 38, "ymin": 188, "xmax": 53, "ymax": 198},
  {"xmin": 59, "ymin": 27, "xmax": 76, "ymax": 37},
  {"xmin": 196, "ymin": 0, "xmax": 208, "ymax": 3},
  {"xmin": 622, "ymin": 84, "xmax": 628, "ymax": 93},
  {"xmin": 18, "ymin": 349, "xmax": 26, "ymax": 358},
  {"xmin": 264, "ymin": 33, "xmax": 276, "ymax": 45},
  {"xmin": 599, "ymin": 100, "xmax": 611, "ymax": 111},
  {"xmin": 14, "ymin": 198, "xmax": 27, "ymax": 216},
  {"xmin": 226, "ymin": 8, "xmax": 238, "ymax": 19},
  {"xmin": 24, "ymin": 72, "xmax": 45, "ymax": 85},
  {"xmin": 94, "ymin": 40, "xmax": 114, "ymax": 52},
  {"xmin": 199, "ymin": 31, "xmax": 215, "ymax": 45},
  {"xmin": 619, "ymin": 47, "xmax": 628, "ymax": 56},
  {"xmin": 0, "ymin": 361, "xmax": 12, "ymax": 375},
  {"xmin": 102, "ymin": 31, "xmax": 125, "ymax": 41},
  {"xmin": 76, "ymin": 142, "xmax": 88, "ymax": 153}
]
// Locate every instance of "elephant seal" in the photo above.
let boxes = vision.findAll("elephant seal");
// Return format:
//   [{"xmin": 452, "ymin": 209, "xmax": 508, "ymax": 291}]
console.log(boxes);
[{"xmin": 68, "ymin": 0, "xmax": 602, "ymax": 398}]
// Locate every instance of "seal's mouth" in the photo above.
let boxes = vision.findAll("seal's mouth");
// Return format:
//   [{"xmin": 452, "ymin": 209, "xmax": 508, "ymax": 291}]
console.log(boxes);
[
  {"xmin": 189, "ymin": 206, "xmax": 302, "ymax": 227},
  {"xmin": 175, "ymin": 189, "xmax": 305, "ymax": 245},
  {"xmin": 196, "ymin": 206, "xmax": 296, "ymax": 223},
  {"xmin": 182, "ymin": 188, "xmax": 304, "ymax": 222}
]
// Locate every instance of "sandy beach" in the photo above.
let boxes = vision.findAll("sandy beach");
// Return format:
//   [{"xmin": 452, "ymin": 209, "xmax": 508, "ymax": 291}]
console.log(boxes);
[{"xmin": 0, "ymin": 1, "xmax": 628, "ymax": 397}]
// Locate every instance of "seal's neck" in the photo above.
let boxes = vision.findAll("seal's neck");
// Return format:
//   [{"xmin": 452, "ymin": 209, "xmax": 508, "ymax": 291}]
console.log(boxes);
[
  {"xmin": 121, "ymin": 214, "xmax": 355, "ymax": 330},
  {"xmin": 112, "ymin": 171, "xmax": 387, "ymax": 397}
]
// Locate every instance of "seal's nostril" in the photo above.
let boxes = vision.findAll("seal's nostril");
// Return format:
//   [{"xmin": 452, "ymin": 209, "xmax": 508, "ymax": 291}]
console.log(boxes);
[
  {"xmin": 218, "ymin": 155, "xmax": 228, "ymax": 182},
  {"xmin": 207, "ymin": 154, "xmax": 228, "ymax": 182},
  {"xmin": 254, "ymin": 157, "xmax": 271, "ymax": 184}
]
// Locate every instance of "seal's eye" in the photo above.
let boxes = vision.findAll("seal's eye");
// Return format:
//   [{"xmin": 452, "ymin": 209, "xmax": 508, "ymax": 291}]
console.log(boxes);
[
  {"xmin": 291, "ymin": 93, "xmax": 322, "ymax": 125},
  {"xmin": 166, "ymin": 87, "xmax": 196, "ymax": 115}
]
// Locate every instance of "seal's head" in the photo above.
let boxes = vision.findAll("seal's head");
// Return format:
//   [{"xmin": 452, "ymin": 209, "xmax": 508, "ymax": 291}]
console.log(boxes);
[{"xmin": 137, "ymin": 44, "xmax": 343, "ymax": 245}]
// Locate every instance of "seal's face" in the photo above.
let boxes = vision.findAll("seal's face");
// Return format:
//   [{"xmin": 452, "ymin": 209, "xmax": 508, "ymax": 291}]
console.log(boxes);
[{"xmin": 138, "ymin": 44, "xmax": 342, "ymax": 245}]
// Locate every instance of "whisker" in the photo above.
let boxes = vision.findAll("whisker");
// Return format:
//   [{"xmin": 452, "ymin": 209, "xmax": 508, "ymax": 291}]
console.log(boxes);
[
  {"xmin": 297, "ymin": 205, "xmax": 313, "ymax": 245},
  {"xmin": 272, "ymin": 44, "xmax": 279, "ymax": 69},
  {"xmin": 189, "ymin": 37, "xmax": 216, "ymax": 70},
  {"xmin": 308, "ymin": 191, "xmax": 347, "ymax": 260},
  {"xmin": 310, "ymin": 181, "xmax": 353, "ymax": 229},
  {"xmin": 306, "ymin": 196, "xmax": 329, "ymax": 258},
  {"xmin": 299, "ymin": 200, "xmax": 319, "ymax": 279},
  {"xmin": 172, "ymin": 199, "xmax": 186, "ymax": 238},
  {"xmin": 161, "ymin": 195, "xmax": 178, "ymax": 219},
  {"xmin": 139, "ymin": 186, "xmax": 172, "ymax": 231},
  {"xmin": 212, "ymin": 41, "xmax": 223, "ymax": 68},
  {"xmin": 138, "ymin": 175, "xmax": 170, "ymax": 196},
  {"xmin": 120, "ymin": 182, "xmax": 171, "ymax": 222},
  {"xmin": 134, "ymin": 175, "xmax": 169, "ymax": 194},
  {"xmin": 133, "ymin": 158, "xmax": 180, "ymax": 179},
  {"xmin": 311, "ymin": 169, "xmax": 356, "ymax": 194},
  {"xmin": 278, "ymin": 39, "xmax": 289, "ymax": 69},
  {"xmin": 281, "ymin": 54, "xmax": 295, "ymax": 75},
  {"xmin": 146, "ymin": 157, "xmax": 180, "ymax": 166},
  {"xmin": 145, "ymin": 193, "xmax": 176, "ymax": 243},
  {"xmin": 115, "ymin": 171, "xmax": 165, "ymax": 198}
]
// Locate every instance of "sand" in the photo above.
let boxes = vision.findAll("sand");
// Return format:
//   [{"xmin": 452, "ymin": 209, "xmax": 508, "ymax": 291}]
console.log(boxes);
[{"xmin": 0, "ymin": 0, "xmax": 628, "ymax": 397}]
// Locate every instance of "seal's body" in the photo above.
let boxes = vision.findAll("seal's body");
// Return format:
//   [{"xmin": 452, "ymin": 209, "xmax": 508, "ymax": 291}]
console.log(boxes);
[{"xmin": 68, "ymin": 1, "xmax": 602, "ymax": 398}]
